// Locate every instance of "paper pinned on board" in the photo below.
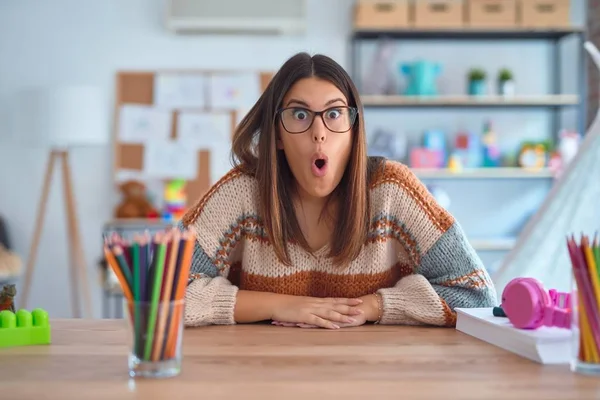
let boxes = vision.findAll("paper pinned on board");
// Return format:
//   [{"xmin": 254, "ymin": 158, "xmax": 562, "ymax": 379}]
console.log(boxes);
[
  {"xmin": 177, "ymin": 111, "xmax": 232, "ymax": 150},
  {"xmin": 154, "ymin": 73, "xmax": 206, "ymax": 109},
  {"xmin": 177, "ymin": 111, "xmax": 233, "ymax": 184},
  {"xmin": 143, "ymin": 138, "xmax": 197, "ymax": 180},
  {"xmin": 118, "ymin": 104, "xmax": 172, "ymax": 144},
  {"xmin": 208, "ymin": 72, "xmax": 261, "ymax": 110}
]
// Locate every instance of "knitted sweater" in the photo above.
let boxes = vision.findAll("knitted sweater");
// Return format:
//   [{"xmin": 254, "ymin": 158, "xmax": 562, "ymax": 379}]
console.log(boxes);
[{"xmin": 180, "ymin": 158, "xmax": 497, "ymax": 327}]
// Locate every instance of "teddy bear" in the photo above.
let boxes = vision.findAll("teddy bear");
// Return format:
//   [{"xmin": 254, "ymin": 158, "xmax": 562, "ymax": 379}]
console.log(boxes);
[{"xmin": 114, "ymin": 180, "xmax": 159, "ymax": 219}]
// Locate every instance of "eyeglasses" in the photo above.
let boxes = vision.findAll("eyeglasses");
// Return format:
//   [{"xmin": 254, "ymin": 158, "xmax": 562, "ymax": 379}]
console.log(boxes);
[{"xmin": 276, "ymin": 106, "xmax": 358, "ymax": 134}]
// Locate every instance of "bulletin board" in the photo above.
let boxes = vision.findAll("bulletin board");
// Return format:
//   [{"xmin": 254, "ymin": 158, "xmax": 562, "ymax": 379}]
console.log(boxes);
[{"xmin": 112, "ymin": 69, "xmax": 273, "ymax": 209}]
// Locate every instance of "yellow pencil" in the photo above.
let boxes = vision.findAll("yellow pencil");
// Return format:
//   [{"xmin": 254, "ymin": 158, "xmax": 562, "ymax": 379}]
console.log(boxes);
[
  {"xmin": 582, "ymin": 237, "xmax": 600, "ymax": 362},
  {"xmin": 584, "ymin": 240, "xmax": 600, "ymax": 314},
  {"xmin": 579, "ymin": 294, "xmax": 595, "ymax": 362}
]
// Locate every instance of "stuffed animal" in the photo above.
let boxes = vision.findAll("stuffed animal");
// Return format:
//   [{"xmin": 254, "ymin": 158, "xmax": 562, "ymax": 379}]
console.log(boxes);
[
  {"xmin": 549, "ymin": 130, "xmax": 581, "ymax": 177},
  {"xmin": 557, "ymin": 130, "xmax": 580, "ymax": 166},
  {"xmin": 114, "ymin": 180, "xmax": 158, "ymax": 219}
]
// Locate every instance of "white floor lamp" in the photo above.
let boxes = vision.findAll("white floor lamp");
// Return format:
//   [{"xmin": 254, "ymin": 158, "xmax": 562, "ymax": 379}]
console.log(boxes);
[{"xmin": 12, "ymin": 86, "xmax": 108, "ymax": 318}]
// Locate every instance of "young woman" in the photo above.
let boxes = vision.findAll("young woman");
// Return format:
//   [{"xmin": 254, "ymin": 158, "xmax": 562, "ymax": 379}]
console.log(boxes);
[{"xmin": 179, "ymin": 52, "xmax": 497, "ymax": 330}]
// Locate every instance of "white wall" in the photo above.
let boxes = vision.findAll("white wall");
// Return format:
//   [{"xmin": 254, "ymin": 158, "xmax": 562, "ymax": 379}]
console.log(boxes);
[
  {"xmin": 0, "ymin": 0, "xmax": 353, "ymax": 318},
  {"xmin": 0, "ymin": 0, "xmax": 586, "ymax": 318}
]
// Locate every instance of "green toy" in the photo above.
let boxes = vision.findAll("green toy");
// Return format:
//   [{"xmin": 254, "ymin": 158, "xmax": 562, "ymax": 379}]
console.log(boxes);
[{"xmin": 0, "ymin": 308, "xmax": 51, "ymax": 348}]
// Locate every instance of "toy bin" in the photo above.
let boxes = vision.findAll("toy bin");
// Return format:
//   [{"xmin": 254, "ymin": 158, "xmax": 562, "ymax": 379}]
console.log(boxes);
[
  {"xmin": 466, "ymin": 0, "xmax": 517, "ymax": 28},
  {"xmin": 354, "ymin": 0, "xmax": 412, "ymax": 29},
  {"xmin": 414, "ymin": 0, "xmax": 465, "ymax": 28},
  {"xmin": 519, "ymin": 0, "xmax": 571, "ymax": 28}
]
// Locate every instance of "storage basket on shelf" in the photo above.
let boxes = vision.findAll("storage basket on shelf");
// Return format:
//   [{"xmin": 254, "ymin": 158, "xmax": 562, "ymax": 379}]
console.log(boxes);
[
  {"xmin": 414, "ymin": 0, "xmax": 465, "ymax": 29},
  {"xmin": 466, "ymin": 0, "xmax": 518, "ymax": 28},
  {"xmin": 354, "ymin": 0, "xmax": 412, "ymax": 29},
  {"xmin": 519, "ymin": 0, "xmax": 571, "ymax": 28}
]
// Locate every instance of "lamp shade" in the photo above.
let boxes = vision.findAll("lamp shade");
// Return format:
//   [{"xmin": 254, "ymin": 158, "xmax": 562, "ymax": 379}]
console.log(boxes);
[{"xmin": 11, "ymin": 85, "xmax": 109, "ymax": 148}]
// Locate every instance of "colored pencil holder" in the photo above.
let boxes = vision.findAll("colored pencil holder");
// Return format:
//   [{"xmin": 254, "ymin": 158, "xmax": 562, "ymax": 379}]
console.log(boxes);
[
  {"xmin": 125, "ymin": 299, "xmax": 185, "ymax": 379},
  {"xmin": 571, "ymin": 280, "xmax": 600, "ymax": 375},
  {"xmin": 567, "ymin": 234, "xmax": 600, "ymax": 375}
]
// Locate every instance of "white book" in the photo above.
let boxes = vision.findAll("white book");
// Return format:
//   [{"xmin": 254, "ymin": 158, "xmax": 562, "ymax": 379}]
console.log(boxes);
[{"xmin": 455, "ymin": 307, "xmax": 573, "ymax": 364}]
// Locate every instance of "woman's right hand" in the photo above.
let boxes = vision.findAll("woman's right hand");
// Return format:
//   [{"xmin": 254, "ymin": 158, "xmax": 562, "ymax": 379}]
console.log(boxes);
[{"xmin": 271, "ymin": 296, "xmax": 364, "ymax": 329}]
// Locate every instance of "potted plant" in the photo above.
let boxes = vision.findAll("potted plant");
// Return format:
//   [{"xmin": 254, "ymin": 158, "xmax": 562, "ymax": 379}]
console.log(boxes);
[
  {"xmin": 498, "ymin": 68, "xmax": 515, "ymax": 96},
  {"xmin": 467, "ymin": 68, "xmax": 486, "ymax": 96}
]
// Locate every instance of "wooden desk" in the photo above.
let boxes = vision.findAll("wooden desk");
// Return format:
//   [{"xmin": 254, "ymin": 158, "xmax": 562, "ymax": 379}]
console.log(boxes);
[{"xmin": 1, "ymin": 320, "xmax": 599, "ymax": 399}]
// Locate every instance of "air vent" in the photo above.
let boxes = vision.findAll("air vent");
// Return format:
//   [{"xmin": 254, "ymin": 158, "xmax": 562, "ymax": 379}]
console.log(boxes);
[{"xmin": 165, "ymin": 0, "xmax": 307, "ymax": 35}]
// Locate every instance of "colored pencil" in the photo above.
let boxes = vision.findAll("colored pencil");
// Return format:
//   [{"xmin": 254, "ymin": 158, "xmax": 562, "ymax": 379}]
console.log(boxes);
[
  {"xmin": 165, "ymin": 231, "xmax": 195, "ymax": 358},
  {"xmin": 160, "ymin": 233, "xmax": 187, "ymax": 360},
  {"xmin": 103, "ymin": 226, "xmax": 195, "ymax": 362}
]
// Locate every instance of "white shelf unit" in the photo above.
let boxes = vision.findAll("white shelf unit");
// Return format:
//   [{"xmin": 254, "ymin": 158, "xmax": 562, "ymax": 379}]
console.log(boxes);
[{"xmin": 350, "ymin": 27, "xmax": 587, "ymax": 273}]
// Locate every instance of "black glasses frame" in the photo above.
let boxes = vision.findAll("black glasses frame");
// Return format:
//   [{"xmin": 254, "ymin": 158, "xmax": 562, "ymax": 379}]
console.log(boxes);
[{"xmin": 276, "ymin": 106, "xmax": 359, "ymax": 134}]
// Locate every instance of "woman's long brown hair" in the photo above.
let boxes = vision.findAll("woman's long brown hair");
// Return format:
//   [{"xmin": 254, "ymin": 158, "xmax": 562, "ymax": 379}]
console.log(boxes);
[{"xmin": 231, "ymin": 52, "xmax": 381, "ymax": 267}]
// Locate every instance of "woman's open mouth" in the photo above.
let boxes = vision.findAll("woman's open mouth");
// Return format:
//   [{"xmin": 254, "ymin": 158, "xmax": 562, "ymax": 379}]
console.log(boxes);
[{"xmin": 311, "ymin": 153, "xmax": 328, "ymax": 178}]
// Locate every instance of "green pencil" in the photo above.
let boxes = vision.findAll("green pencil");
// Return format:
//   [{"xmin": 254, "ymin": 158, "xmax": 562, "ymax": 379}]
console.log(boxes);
[{"xmin": 143, "ymin": 238, "xmax": 167, "ymax": 361}]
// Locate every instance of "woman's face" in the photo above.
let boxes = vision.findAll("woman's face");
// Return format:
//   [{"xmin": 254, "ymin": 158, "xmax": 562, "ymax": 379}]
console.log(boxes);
[{"xmin": 277, "ymin": 77, "xmax": 354, "ymax": 201}]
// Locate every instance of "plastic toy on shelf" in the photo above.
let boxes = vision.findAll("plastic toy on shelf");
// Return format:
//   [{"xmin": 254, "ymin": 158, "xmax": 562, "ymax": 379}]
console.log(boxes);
[
  {"xmin": 0, "ymin": 308, "xmax": 51, "ymax": 348},
  {"xmin": 163, "ymin": 179, "xmax": 187, "ymax": 222},
  {"xmin": 481, "ymin": 121, "xmax": 501, "ymax": 167},
  {"xmin": 454, "ymin": 131, "xmax": 481, "ymax": 168},
  {"xmin": 447, "ymin": 153, "xmax": 463, "ymax": 172},
  {"xmin": 518, "ymin": 142, "xmax": 548, "ymax": 170},
  {"xmin": 557, "ymin": 129, "xmax": 581, "ymax": 166},
  {"xmin": 400, "ymin": 60, "xmax": 441, "ymax": 96},
  {"xmin": 423, "ymin": 130, "xmax": 447, "ymax": 166}
]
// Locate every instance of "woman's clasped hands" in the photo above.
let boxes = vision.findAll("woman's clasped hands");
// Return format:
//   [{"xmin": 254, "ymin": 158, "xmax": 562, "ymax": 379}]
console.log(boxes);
[{"xmin": 270, "ymin": 295, "xmax": 376, "ymax": 329}]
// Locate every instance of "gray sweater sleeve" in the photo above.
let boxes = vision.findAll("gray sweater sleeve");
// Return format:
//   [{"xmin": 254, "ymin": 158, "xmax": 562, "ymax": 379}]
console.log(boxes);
[{"xmin": 176, "ymin": 221, "xmax": 239, "ymax": 327}]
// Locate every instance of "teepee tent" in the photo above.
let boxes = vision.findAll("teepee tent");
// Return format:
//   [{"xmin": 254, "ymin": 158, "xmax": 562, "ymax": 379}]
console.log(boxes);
[{"xmin": 492, "ymin": 41, "xmax": 600, "ymax": 296}]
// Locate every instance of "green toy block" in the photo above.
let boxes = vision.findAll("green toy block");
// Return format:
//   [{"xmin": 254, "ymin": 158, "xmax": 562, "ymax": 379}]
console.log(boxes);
[{"xmin": 0, "ymin": 308, "xmax": 51, "ymax": 348}]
